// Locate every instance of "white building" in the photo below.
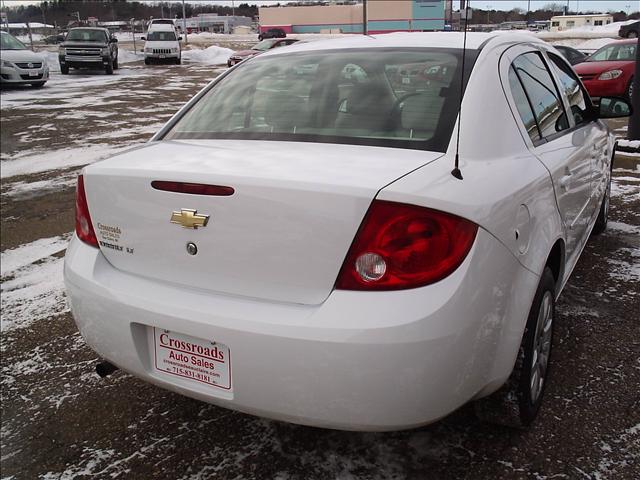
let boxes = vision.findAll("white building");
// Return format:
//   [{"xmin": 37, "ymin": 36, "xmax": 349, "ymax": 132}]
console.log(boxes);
[{"xmin": 550, "ymin": 14, "xmax": 613, "ymax": 32}]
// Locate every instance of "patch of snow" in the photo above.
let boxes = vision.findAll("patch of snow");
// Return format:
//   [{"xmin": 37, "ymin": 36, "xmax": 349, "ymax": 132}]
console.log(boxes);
[
  {"xmin": 0, "ymin": 143, "xmax": 137, "ymax": 179},
  {"xmin": 607, "ymin": 221, "xmax": 640, "ymax": 235},
  {"xmin": 538, "ymin": 20, "xmax": 635, "ymax": 40},
  {"xmin": 616, "ymin": 139, "xmax": 640, "ymax": 150},
  {"xmin": 0, "ymin": 234, "xmax": 70, "ymax": 276},
  {"xmin": 182, "ymin": 45, "xmax": 233, "ymax": 65}
]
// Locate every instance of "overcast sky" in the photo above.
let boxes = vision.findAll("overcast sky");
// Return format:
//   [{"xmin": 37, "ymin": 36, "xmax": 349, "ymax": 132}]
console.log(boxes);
[{"xmin": 1, "ymin": 0, "xmax": 637, "ymax": 12}]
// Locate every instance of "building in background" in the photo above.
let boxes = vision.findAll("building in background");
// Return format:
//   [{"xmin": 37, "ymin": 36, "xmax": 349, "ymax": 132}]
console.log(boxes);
[
  {"xmin": 550, "ymin": 14, "xmax": 613, "ymax": 32},
  {"xmin": 258, "ymin": 0, "xmax": 447, "ymax": 35},
  {"xmin": 183, "ymin": 14, "xmax": 252, "ymax": 34}
]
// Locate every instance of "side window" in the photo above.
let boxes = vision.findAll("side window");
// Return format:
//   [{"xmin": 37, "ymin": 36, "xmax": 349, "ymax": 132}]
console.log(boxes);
[
  {"xmin": 508, "ymin": 66, "xmax": 541, "ymax": 143},
  {"xmin": 512, "ymin": 52, "xmax": 569, "ymax": 139},
  {"xmin": 548, "ymin": 53, "xmax": 591, "ymax": 125}
]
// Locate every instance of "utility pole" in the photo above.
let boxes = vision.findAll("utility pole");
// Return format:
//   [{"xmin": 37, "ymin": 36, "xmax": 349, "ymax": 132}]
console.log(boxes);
[
  {"xmin": 26, "ymin": 21, "xmax": 34, "ymax": 51},
  {"xmin": 363, "ymin": 0, "xmax": 367, "ymax": 35},
  {"xmin": 628, "ymin": 37, "xmax": 640, "ymax": 140},
  {"xmin": 182, "ymin": 0, "xmax": 188, "ymax": 44},
  {"xmin": 131, "ymin": 18, "xmax": 136, "ymax": 53}
]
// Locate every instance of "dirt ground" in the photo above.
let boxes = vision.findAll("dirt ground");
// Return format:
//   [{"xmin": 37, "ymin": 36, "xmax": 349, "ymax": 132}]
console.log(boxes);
[{"xmin": 1, "ymin": 58, "xmax": 639, "ymax": 480}]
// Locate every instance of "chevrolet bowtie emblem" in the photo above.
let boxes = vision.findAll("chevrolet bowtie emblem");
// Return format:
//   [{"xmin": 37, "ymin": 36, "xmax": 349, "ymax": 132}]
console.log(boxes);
[{"xmin": 170, "ymin": 209, "xmax": 209, "ymax": 229}]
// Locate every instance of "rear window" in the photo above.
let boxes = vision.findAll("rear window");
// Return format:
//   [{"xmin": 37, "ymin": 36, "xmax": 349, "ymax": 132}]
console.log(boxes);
[
  {"xmin": 588, "ymin": 43, "xmax": 636, "ymax": 61},
  {"xmin": 165, "ymin": 48, "xmax": 477, "ymax": 152}
]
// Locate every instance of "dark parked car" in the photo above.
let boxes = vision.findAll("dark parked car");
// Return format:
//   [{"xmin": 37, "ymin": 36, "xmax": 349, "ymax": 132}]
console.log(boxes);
[
  {"xmin": 59, "ymin": 27, "xmax": 119, "ymax": 75},
  {"xmin": 43, "ymin": 33, "xmax": 66, "ymax": 44},
  {"xmin": 553, "ymin": 45, "xmax": 587, "ymax": 66},
  {"xmin": 227, "ymin": 38, "xmax": 299, "ymax": 67},
  {"xmin": 258, "ymin": 28, "xmax": 286, "ymax": 41},
  {"xmin": 618, "ymin": 21, "xmax": 639, "ymax": 39}
]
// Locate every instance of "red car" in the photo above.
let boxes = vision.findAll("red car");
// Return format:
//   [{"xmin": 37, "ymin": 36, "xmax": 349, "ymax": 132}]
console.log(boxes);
[
  {"xmin": 227, "ymin": 38, "xmax": 299, "ymax": 67},
  {"xmin": 573, "ymin": 39, "xmax": 636, "ymax": 102}
]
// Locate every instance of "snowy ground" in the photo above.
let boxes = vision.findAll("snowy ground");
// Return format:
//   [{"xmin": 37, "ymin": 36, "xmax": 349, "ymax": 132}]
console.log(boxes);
[{"xmin": 1, "ymin": 38, "xmax": 639, "ymax": 479}]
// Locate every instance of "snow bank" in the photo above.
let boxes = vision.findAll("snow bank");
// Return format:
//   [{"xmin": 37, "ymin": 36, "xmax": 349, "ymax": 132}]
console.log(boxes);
[
  {"xmin": 552, "ymin": 37, "xmax": 618, "ymax": 52},
  {"xmin": 617, "ymin": 139, "xmax": 640, "ymax": 151},
  {"xmin": 0, "ymin": 234, "xmax": 71, "ymax": 332},
  {"xmin": 182, "ymin": 45, "xmax": 233, "ymax": 65}
]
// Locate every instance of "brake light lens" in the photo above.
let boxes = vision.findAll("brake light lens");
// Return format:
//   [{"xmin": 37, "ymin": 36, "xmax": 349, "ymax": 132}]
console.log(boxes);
[
  {"xmin": 336, "ymin": 201, "xmax": 477, "ymax": 290},
  {"xmin": 75, "ymin": 175, "xmax": 99, "ymax": 248}
]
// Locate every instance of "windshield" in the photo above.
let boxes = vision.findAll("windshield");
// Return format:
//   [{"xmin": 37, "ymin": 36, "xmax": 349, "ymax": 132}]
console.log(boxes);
[
  {"xmin": 165, "ymin": 48, "xmax": 477, "ymax": 152},
  {"xmin": 147, "ymin": 31, "xmax": 177, "ymax": 41},
  {"xmin": 588, "ymin": 43, "xmax": 636, "ymax": 61},
  {"xmin": 253, "ymin": 39, "xmax": 277, "ymax": 51},
  {"xmin": 66, "ymin": 29, "xmax": 108, "ymax": 42},
  {"xmin": 0, "ymin": 33, "xmax": 26, "ymax": 50}
]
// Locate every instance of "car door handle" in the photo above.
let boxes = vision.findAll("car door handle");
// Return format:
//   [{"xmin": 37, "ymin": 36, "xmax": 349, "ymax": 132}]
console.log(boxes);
[{"xmin": 560, "ymin": 174, "xmax": 572, "ymax": 190}]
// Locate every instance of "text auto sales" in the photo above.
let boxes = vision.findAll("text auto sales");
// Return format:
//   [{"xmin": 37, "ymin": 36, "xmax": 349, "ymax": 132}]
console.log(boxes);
[{"xmin": 159, "ymin": 333, "xmax": 224, "ymax": 371}]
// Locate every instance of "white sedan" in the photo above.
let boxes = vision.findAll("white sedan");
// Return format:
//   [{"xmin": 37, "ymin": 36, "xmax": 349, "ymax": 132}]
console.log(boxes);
[
  {"xmin": 0, "ymin": 31, "xmax": 49, "ymax": 88},
  {"xmin": 64, "ymin": 32, "xmax": 630, "ymax": 431}
]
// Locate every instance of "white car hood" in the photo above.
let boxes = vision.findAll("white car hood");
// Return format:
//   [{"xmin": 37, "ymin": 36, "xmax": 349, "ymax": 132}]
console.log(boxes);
[{"xmin": 0, "ymin": 49, "xmax": 45, "ymax": 63}]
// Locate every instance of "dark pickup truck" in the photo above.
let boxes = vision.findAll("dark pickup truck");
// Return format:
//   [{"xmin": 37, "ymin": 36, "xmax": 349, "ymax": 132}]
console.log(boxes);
[{"xmin": 59, "ymin": 27, "xmax": 119, "ymax": 75}]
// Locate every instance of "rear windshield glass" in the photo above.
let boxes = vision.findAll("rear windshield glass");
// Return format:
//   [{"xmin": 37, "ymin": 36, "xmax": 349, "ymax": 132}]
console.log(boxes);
[
  {"xmin": 147, "ymin": 31, "xmax": 177, "ymax": 41},
  {"xmin": 253, "ymin": 39, "xmax": 278, "ymax": 51},
  {"xmin": 66, "ymin": 29, "xmax": 107, "ymax": 42},
  {"xmin": 165, "ymin": 48, "xmax": 477, "ymax": 152}
]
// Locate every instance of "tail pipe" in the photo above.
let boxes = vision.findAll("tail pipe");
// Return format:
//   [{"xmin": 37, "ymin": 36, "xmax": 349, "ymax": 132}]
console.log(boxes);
[{"xmin": 96, "ymin": 360, "xmax": 118, "ymax": 378}]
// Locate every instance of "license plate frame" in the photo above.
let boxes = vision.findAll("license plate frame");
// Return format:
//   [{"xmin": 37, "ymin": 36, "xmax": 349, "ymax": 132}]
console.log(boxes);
[
  {"xmin": 153, "ymin": 328, "xmax": 232, "ymax": 391},
  {"xmin": 28, "ymin": 70, "xmax": 39, "ymax": 77}
]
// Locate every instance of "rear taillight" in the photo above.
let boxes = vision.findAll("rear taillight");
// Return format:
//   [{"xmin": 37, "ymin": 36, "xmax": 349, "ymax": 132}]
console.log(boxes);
[
  {"xmin": 336, "ymin": 200, "xmax": 477, "ymax": 291},
  {"xmin": 75, "ymin": 175, "xmax": 99, "ymax": 248}
]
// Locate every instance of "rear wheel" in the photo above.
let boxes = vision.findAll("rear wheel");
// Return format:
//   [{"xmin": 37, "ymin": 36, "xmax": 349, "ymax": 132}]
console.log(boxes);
[
  {"xmin": 592, "ymin": 175, "xmax": 611, "ymax": 235},
  {"xmin": 475, "ymin": 267, "xmax": 555, "ymax": 428},
  {"xmin": 60, "ymin": 64, "xmax": 69, "ymax": 74},
  {"xmin": 258, "ymin": 35, "xmax": 263, "ymax": 41},
  {"xmin": 628, "ymin": 31, "xmax": 638, "ymax": 39}
]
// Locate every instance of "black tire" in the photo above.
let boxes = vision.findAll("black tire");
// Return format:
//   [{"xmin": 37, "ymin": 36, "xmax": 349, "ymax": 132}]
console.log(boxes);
[
  {"xmin": 144, "ymin": 58, "xmax": 150, "ymax": 66},
  {"xmin": 113, "ymin": 56, "xmax": 119, "ymax": 70},
  {"xmin": 592, "ymin": 175, "xmax": 611, "ymax": 235},
  {"xmin": 175, "ymin": 56, "xmax": 181, "ymax": 65},
  {"xmin": 258, "ymin": 35, "xmax": 263, "ymax": 41},
  {"xmin": 475, "ymin": 267, "xmax": 556, "ymax": 428},
  {"xmin": 628, "ymin": 31, "xmax": 638, "ymax": 39},
  {"xmin": 60, "ymin": 64, "xmax": 69, "ymax": 74},
  {"xmin": 105, "ymin": 60, "xmax": 114, "ymax": 75},
  {"xmin": 627, "ymin": 77, "xmax": 634, "ymax": 102},
  {"xmin": 30, "ymin": 82, "xmax": 46, "ymax": 88}
]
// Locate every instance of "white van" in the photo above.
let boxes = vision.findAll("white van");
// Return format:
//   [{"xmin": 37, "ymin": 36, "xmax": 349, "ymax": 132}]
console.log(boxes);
[{"xmin": 142, "ymin": 24, "xmax": 181, "ymax": 65}]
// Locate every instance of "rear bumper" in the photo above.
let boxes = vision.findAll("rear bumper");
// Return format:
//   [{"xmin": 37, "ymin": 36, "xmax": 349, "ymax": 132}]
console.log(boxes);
[{"xmin": 64, "ymin": 228, "xmax": 538, "ymax": 431}]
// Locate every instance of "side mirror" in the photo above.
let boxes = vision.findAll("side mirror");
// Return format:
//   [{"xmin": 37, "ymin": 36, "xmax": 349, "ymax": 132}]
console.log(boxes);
[
  {"xmin": 598, "ymin": 97, "xmax": 632, "ymax": 118},
  {"xmin": 178, "ymin": 36, "xmax": 183, "ymax": 41},
  {"xmin": 140, "ymin": 36, "xmax": 145, "ymax": 40},
  {"xmin": 110, "ymin": 37, "xmax": 118, "ymax": 43}
]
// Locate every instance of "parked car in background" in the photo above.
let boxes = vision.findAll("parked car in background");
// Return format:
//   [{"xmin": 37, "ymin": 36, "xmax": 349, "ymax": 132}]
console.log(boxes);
[
  {"xmin": 66, "ymin": 32, "xmax": 630, "ymax": 432},
  {"xmin": 553, "ymin": 45, "xmax": 587, "ymax": 65},
  {"xmin": 258, "ymin": 28, "xmax": 286, "ymax": 41},
  {"xmin": 142, "ymin": 24, "xmax": 182, "ymax": 65},
  {"xmin": 0, "ymin": 31, "xmax": 49, "ymax": 88},
  {"xmin": 574, "ymin": 39, "xmax": 636, "ymax": 102},
  {"xmin": 618, "ymin": 21, "xmax": 639, "ymax": 39},
  {"xmin": 43, "ymin": 32, "xmax": 66, "ymax": 45},
  {"xmin": 59, "ymin": 27, "xmax": 119, "ymax": 75},
  {"xmin": 227, "ymin": 38, "xmax": 299, "ymax": 67}
]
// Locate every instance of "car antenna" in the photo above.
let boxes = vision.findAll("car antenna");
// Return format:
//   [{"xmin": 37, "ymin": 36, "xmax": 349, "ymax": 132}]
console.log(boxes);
[{"xmin": 452, "ymin": 0, "xmax": 470, "ymax": 181}]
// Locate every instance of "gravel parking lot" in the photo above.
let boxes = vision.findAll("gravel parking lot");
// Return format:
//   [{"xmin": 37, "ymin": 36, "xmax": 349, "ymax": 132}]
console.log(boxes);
[{"xmin": 1, "ymin": 57, "xmax": 639, "ymax": 480}]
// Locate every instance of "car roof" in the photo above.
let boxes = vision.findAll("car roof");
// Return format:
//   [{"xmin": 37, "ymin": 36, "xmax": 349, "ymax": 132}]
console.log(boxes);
[{"xmin": 261, "ymin": 32, "xmax": 543, "ymax": 57}]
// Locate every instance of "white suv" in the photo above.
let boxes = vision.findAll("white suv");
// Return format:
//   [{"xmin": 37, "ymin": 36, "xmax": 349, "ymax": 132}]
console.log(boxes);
[{"xmin": 143, "ymin": 24, "xmax": 181, "ymax": 65}]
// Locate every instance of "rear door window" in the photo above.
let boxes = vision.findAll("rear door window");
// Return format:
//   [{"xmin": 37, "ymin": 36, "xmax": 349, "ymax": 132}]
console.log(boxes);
[
  {"xmin": 511, "ymin": 52, "xmax": 569, "ymax": 140},
  {"xmin": 547, "ymin": 53, "xmax": 592, "ymax": 126}
]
